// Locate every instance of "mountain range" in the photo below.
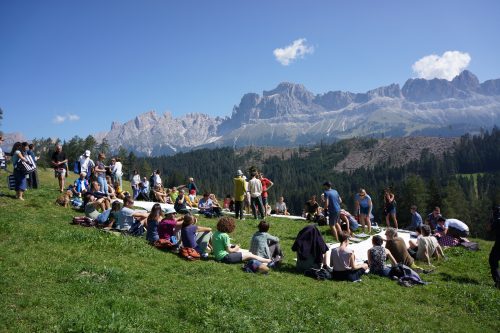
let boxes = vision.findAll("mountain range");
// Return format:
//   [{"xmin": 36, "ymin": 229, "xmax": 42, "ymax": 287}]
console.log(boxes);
[{"xmin": 99, "ymin": 70, "xmax": 500, "ymax": 156}]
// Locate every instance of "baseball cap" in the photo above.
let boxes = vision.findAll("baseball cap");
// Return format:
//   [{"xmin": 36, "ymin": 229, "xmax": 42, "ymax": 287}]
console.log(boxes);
[{"xmin": 84, "ymin": 150, "xmax": 91, "ymax": 157}]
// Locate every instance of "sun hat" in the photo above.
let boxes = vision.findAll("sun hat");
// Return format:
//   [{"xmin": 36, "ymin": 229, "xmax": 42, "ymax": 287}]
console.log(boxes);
[
  {"xmin": 84, "ymin": 150, "xmax": 91, "ymax": 157},
  {"xmin": 236, "ymin": 169, "xmax": 243, "ymax": 176},
  {"xmin": 164, "ymin": 206, "xmax": 177, "ymax": 214}
]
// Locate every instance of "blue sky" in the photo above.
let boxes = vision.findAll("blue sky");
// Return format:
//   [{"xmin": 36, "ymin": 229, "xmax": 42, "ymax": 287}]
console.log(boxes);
[{"xmin": 1, "ymin": 0, "xmax": 499, "ymax": 140}]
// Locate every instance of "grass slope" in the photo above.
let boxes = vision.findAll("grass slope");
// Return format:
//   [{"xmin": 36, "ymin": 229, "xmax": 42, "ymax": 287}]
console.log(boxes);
[{"xmin": 0, "ymin": 169, "xmax": 499, "ymax": 332}]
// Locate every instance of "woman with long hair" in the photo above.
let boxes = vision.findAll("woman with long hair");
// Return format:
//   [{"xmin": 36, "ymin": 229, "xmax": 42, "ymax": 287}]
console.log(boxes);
[{"xmin": 146, "ymin": 203, "xmax": 164, "ymax": 245}]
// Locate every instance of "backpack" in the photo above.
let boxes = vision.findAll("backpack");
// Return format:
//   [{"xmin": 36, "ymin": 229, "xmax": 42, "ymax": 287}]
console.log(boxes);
[
  {"xmin": 127, "ymin": 220, "xmax": 145, "ymax": 237},
  {"xmin": 304, "ymin": 268, "xmax": 332, "ymax": 280},
  {"xmin": 179, "ymin": 247, "xmax": 201, "ymax": 261},
  {"xmin": 72, "ymin": 216, "xmax": 96, "ymax": 227}
]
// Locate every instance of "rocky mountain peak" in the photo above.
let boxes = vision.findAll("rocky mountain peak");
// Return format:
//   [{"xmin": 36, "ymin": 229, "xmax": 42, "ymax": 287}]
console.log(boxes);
[{"xmin": 452, "ymin": 70, "xmax": 480, "ymax": 91}]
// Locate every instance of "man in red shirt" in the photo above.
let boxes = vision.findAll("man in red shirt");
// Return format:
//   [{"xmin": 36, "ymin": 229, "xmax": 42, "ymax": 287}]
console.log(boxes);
[{"xmin": 259, "ymin": 173, "xmax": 274, "ymax": 216}]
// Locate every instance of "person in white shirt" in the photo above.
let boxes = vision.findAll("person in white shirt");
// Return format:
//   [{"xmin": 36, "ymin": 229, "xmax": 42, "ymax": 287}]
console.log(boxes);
[
  {"xmin": 248, "ymin": 172, "xmax": 265, "ymax": 219},
  {"xmin": 111, "ymin": 157, "xmax": 123, "ymax": 188},
  {"xmin": 437, "ymin": 217, "xmax": 470, "ymax": 238},
  {"xmin": 154, "ymin": 169, "xmax": 162, "ymax": 187},
  {"xmin": 131, "ymin": 170, "xmax": 141, "ymax": 200},
  {"xmin": 79, "ymin": 150, "xmax": 94, "ymax": 180},
  {"xmin": 274, "ymin": 196, "xmax": 289, "ymax": 215}
]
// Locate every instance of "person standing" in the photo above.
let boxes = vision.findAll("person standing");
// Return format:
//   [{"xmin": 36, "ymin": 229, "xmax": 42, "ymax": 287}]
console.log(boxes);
[
  {"xmin": 259, "ymin": 173, "xmax": 273, "ymax": 215},
  {"xmin": 95, "ymin": 153, "xmax": 108, "ymax": 197},
  {"xmin": 11, "ymin": 142, "xmax": 30, "ymax": 200},
  {"xmin": 79, "ymin": 150, "xmax": 94, "ymax": 180},
  {"xmin": 408, "ymin": 205, "xmax": 423, "ymax": 231},
  {"xmin": 488, "ymin": 206, "xmax": 500, "ymax": 289},
  {"xmin": 26, "ymin": 143, "xmax": 39, "ymax": 189},
  {"xmin": 130, "ymin": 170, "xmax": 141, "ymax": 200},
  {"xmin": 51, "ymin": 144, "xmax": 68, "ymax": 192},
  {"xmin": 111, "ymin": 157, "xmax": 123, "ymax": 189},
  {"xmin": 323, "ymin": 181, "xmax": 342, "ymax": 241},
  {"xmin": 233, "ymin": 170, "xmax": 246, "ymax": 220},
  {"xmin": 354, "ymin": 188, "xmax": 372, "ymax": 234},
  {"xmin": 248, "ymin": 171, "xmax": 265, "ymax": 220},
  {"xmin": 187, "ymin": 177, "xmax": 198, "ymax": 196},
  {"xmin": 0, "ymin": 136, "xmax": 7, "ymax": 195},
  {"xmin": 384, "ymin": 188, "xmax": 398, "ymax": 229}
]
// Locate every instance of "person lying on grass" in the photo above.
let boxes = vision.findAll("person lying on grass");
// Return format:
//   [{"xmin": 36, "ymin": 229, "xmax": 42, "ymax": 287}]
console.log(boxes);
[
  {"xmin": 249, "ymin": 220, "xmax": 282, "ymax": 263},
  {"xmin": 180, "ymin": 214, "xmax": 212, "ymax": 259},
  {"xmin": 415, "ymin": 224, "xmax": 445, "ymax": 266},
  {"xmin": 158, "ymin": 206, "xmax": 183, "ymax": 248},
  {"xmin": 93, "ymin": 200, "xmax": 122, "ymax": 229},
  {"xmin": 367, "ymin": 235, "xmax": 397, "ymax": 277},
  {"xmin": 212, "ymin": 216, "xmax": 273, "ymax": 272},
  {"xmin": 83, "ymin": 192, "xmax": 111, "ymax": 221},
  {"xmin": 328, "ymin": 231, "xmax": 368, "ymax": 282},
  {"xmin": 114, "ymin": 196, "xmax": 148, "ymax": 231}
]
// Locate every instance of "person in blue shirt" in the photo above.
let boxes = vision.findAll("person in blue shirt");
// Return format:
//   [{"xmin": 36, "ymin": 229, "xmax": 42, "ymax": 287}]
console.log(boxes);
[
  {"xmin": 354, "ymin": 188, "xmax": 372, "ymax": 234},
  {"xmin": 409, "ymin": 205, "xmax": 423, "ymax": 231},
  {"xmin": 323, "ymin": 181, "xmax": 342, "ymax": 242}
]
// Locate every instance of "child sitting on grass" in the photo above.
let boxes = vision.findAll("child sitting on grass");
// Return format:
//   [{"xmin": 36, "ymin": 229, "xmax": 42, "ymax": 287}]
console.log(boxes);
[
  {"xmin": 180, "ymin": 214, "xmax": 212, "ymax": 259},
  {"xmin": 212, "ymin": 216, "xmax": 273, "ymax": 272}
]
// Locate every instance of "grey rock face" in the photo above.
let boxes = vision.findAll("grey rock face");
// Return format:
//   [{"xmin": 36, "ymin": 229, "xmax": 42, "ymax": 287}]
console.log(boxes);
[{"xmin": 101, "ymin": 71, "xmax": 500, "ymax": 156}]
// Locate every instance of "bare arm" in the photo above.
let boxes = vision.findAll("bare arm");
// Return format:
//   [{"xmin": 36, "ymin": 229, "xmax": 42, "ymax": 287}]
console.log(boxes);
[
  {"xmin": 196, "ymin": 226, "xmax": 212, "ymax": 232},
  {"xmin": 385, "ymin": 248, "xmax": 398, "ymax": 266}
]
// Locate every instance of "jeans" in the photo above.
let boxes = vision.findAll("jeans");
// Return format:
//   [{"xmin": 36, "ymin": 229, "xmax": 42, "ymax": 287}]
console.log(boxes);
[
  {"xmin": 97, "ymin": 176, "xmax": 108, "ymax": 196},
  {"xmin": 250, "ymin": 196, "xmax": 265, "ymax": 219},
  {"xmin": 114, "ymin": 173, "xmax": 122, "ymax": 189}
]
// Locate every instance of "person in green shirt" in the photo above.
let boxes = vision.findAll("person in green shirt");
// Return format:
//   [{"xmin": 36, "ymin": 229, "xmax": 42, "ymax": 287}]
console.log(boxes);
[
  {"xmin": 212, "ymin": 216, "xmax": 273, "ymax": 271},
  {"xmin": 233, "ymin": 170, "xmax": 246, "ymax": 220}
]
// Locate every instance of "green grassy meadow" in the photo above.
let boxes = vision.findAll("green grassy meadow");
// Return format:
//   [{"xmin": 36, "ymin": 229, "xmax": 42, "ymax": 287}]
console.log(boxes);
[{"xmin": 0, "ymin": 169, "xmax": 499, "ymax": 332}]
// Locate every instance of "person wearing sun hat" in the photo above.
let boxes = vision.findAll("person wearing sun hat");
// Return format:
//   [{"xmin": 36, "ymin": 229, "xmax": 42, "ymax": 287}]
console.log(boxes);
[
  {"xmin": 158, "ymin": 206, "xmax": 183, "ymax": 247},
  {"xmin": 233, "ymin": 169, "xmax": 246, "ymax": 220}
]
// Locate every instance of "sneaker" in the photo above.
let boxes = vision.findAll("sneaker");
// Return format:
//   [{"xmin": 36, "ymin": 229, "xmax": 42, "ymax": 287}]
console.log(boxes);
[
  {"xmin": 268, "ymin": 260, "xmax": 277, "ymax": 269},
  {"xmin": 201, "ymin": 253, "xmax": 209, "ymax": 260}
]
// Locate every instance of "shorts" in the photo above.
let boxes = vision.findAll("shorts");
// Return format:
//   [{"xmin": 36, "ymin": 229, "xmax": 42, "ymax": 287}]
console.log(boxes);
[
  {"xmin": 360, "ymin": 206, "xmax": 370, "ymax": 215},
  {"xmin": 221, "ymin": 252, "xmax": 243, "ymax": 264},
  {"xmin": 54, "ymin": 168, "xmax": 66, "ymax": 178},
  {"xmin": 328, "ymin": 211, "xmax": 340, "ymax": 226}
]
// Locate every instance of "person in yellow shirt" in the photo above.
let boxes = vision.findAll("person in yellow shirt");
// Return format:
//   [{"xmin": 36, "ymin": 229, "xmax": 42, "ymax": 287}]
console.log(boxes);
[{"xmin": 233, "ymin": 170, "xmax": 246, "ymax": 220}]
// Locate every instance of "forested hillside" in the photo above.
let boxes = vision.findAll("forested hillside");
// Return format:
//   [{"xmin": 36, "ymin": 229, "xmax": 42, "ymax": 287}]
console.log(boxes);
[{"xmin": 30, "ymin": 128, "xmax": 500, "ymax": 238}]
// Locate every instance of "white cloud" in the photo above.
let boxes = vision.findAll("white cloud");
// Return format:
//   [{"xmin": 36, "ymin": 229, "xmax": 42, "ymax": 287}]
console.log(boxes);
[
  {"xmin": 52, "ymin": 113, "xmax": 80, "ymax": 124},
  {"xmin": 273, "ymin": 38, "xmax": 314, "ymax": 66},
  {"xmin": 412, "ymin": 51, "xmax": 471, "ymax": 80},
  {"xmin": 53, "ymin": 115, "xmax": 66, "ymax": 124},
  {"xmin": 67, "ymin": 114, "xmax": 80, "ymax": 121}
]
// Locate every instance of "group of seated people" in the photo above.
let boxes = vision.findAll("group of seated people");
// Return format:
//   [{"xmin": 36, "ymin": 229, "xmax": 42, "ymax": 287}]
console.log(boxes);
[
  {"xmin": 79, "ymin": 192, "xmax": 283, "ymax": 271},
  {"xmin": 293, "ymin": 223, "xmax": 447, "ymax": 282},
  {"xmin": 70, "ymin": 172, "xmax": 128, "ymax": 201}
]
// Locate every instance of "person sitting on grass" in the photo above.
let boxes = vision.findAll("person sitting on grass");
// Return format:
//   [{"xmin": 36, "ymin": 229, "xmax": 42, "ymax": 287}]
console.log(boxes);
[
  {"xmin": 367, "ymin": 235, "xmax": 397, "ymax": 277},
  {"xmin": 209, "ymin": 193, "xmax": 223, "ymax": 216},
  {"xmin": 158, "ymin": 207, "xmax": 183, "ymax": 248},
  {"xmin": 72, "ymin": 172, "xmax": 89, "ymax": 197},
  {"xmin": 106, "ymin": 176, "xmax": 116, "ymax": 199},
  {"xmin": 146, "ymin": 203, "xmax": 171, "ymax": 248},
  {"xmin": 249, "ymin": 220, "xmax": 283, "ymax": 263},
  {"xmin": 174, "ymin": 189, "xmax": 190, "ymax": 214},
  {"xmin": 198, "ymin": 192, "xmax": 214, "ymax": 217},
  {"xmin": 274, "ymin": 196, "xmax": 290, "ymax": 215},
  {"xmin": 384, "ymin": 227, "xmax": 416, "ymax": 268},
  {"xmin": 153, "ymin": 184, "xmax": 168, "ymax": 203},
  {"xmin": 180, "ymin": 214, "xmax": 213, "ymax": 259},
  {"xmin": 95, "ymin": 200, "xmax": 121, "ymax": 229},
  {"xmin": 136, "ymin": 181, "xmax": 150, "ymax": 201},
  {"xmin": 304, "ymin": 195, "xmax": 320, "ymax": 221},
  {"xmin": 329, "ymin": 231, "xmax": 368, "ymax": 282},
  {"xmin": 292, "ymin": 223, "xmax": 329, "ymax": 272},
  {"xmin": 416, "ymin": 224, "xmax": 445, "ymax": 266},
  {"xmin": 83, "ymin": 192, "xmax": 111, "ymax": 221},
  {"xmin": 115, "ymin": 196, "xmax": 148, "ymax": 231},
  {"xmin": 212, "ymin": 216, "xmax": 273, "ymax": 271},
  {"xmin": 90, "ymin": 180, "xmax": 107, "ymax": 199},
  {"xmin": 114, "ymin": 181, "xmax": 127, "ymax": 200}
]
